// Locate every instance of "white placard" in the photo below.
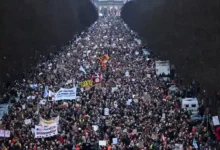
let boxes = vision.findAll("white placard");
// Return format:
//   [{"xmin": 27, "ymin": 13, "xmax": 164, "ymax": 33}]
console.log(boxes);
[
  {"xmin": 162, "ymin": 113, "xmax": 166, "ymax": 119},
  {"xmin": 21, "ymin": 104, "xmax": 25, "ymax": 110},
  {"xmin": 39, "ymin": 99, "xmax": 46, "ymax": 105},
  {"xmin": 31, "ymin": 128, "xmax": 35, "ymax": 134},
  {"xmin": 111, "ymin": 87, "xmax": 118, "ymax": 93},
  {"xmin": 34, "ymin": 123, "xmax": 58, "ymax": 138},
  {"xmin": 55, "ymin": 87, "xmax": 76, "ymax": 101},
  {"xmin": 104, "ymin": 108, "xmax": 109, "ymax": 116},
  {"xmin": 0, "ymin": 129, "xmax": 10, "ymax": 137},
  {"xmin": 92, "ymin": 125, "xmax": 99, "ymax": 131},
  {"xmin": 99, "ymin": 140, "xmax": 107, "ymax": 146},
  {"xmin": 212, "ymin": 116, "xmax": 220, "ymax": 126},
  {"xmin": 24, "ymin": 119, "xmax": 31, "ymax": 125},
  {"xmin": 29, "ymin": 84, "xmax": 38, "ymax": 89},
  {"xmin": 125, "ymin": 71, "xmax": 129, "ymax": 77},
  {"xmin": 66, "ymin": 79, "xmax": 73, "ymax": 85},
  {"xmin": 113, "ymin": 138, "xmax": 118, "ymax": 144},
  {"xmin": 147, "ymin": 74, "xmax": 151, "ymax": 78},
  {"xmin": 126, "ymin": 99, "xmax": 132, "ymax": 105}
]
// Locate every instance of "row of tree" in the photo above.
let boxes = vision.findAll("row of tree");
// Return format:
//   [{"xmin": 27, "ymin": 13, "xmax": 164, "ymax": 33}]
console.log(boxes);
[
  {"xmin": 0, "ymin": 0, "xmax": 98, "ymax": 91},
  {"xmin": 121, "ymin": 0, "xmax": 220, "ymax": 107}
]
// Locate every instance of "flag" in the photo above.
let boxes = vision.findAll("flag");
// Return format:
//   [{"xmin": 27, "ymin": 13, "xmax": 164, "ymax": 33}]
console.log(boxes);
[
  {"xmin": 43, "ymin": 86, "xmax": 48, "ymax": 98},
  {"xmin": 161, "ymin": 134, "xmax": 167, "ymax": 149},
  {"xmin": 79, "ymin": 66, "xmax": 87, "ymax": 74},
  {"xmin": 193, "ymin": 138, "xmax": 198, "ymax": 148},
  {"xmin": 100, "ymin": 72, "xmax": 103, "ymax": 80},
  {"xmin": 99, "ymin": 55, "xmax": 109, "ymax": 70},
  {"xmin": 101, "ymin": 61, "xmax": 107, "ymax": 70}
]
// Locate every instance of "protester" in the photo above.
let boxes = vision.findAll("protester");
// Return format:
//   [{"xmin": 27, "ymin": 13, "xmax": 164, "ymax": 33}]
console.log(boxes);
[{"xmin": 0, "ymin": 9, "xmax": 217, "ymax": 150}]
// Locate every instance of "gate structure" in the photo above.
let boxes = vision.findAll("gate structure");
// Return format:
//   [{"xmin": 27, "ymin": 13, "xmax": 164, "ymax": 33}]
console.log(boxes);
[{"xmin": 92, "ymin": 0, "xmax": 125, "ymax": 16}]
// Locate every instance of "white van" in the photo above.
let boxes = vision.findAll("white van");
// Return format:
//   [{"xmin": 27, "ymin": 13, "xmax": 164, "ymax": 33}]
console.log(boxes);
[{"xmin": 181, "ymin": 98, "xmax": 199, "ymax": 115}]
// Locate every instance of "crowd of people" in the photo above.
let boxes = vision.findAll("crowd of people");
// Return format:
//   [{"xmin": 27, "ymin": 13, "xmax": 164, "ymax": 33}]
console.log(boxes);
[{"xmin": 0, "ymin": 11, "xmax": 218, "ymax": 150}]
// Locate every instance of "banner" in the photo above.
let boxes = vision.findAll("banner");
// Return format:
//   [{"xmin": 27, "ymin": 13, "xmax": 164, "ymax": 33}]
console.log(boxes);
[
  {"xmin": 79, "ymin": 80, "xmax": 93, "ymax": 88},
  {"xmin": 0, "ymin": 129, "xmax": 10, "ymax": 137},
  {"xmin": 39, "ymin": 99, "xmax": 46, "ymax": 105},
  {"xmin": 34, "ymin": 123, "xmax": 58, "ymax": 138},
  {"xmin": 55, "ymin": 87, "xmax": 76, "ymax": 101},
  {"xmin": 39, "ymin": 116, "xmax": 59, "ymax": 126}
]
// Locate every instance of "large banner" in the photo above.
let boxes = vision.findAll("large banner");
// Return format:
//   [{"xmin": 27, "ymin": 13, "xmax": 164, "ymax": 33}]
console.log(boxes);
[
  {"xmin": 39, "ymin": 116, "xmax": 59, "ymax": 126},
  {"xmin": 34, "ymin": 123, "xmax": 58, "ymax": 138},
  {"xmin": 55, "ymin": 87, "xmax": 76, "ymax": 101},
  {"xmin": 0, "ymin": 129, "xmax": 10, "ymax": 137}
]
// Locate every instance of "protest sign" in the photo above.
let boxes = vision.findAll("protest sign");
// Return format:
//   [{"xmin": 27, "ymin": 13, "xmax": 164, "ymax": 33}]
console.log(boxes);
[
  {"xmin": 55, "ymin": 87, "xmax": 76, "ymax": 101},
  {"xmin": 99, "ymin": 140, "xmax": 107, "ymax": 146},
  {"xmin": 66, "ymin": 79, "xmax": 73, "ymax": 85},
  {"xmin": 111, "ymin": 87, "xmax": 118, "ymax": 93},
  {"xmin": 147, "ymin": 74, "xmax": 151, "ymax": 78},
  {"xmin": 39, "ymin": 99, "xmax": 46, "ymax": 105},
  {"xmin": 29, "ymin": 84, "xmax": 38, "ymax": 89},
  {"xmin": 113, "ymin": 138, "xmax": 118, "ymax": 144},
  {"xmin": 212, "ymin": 116, "xmax": 220, "ymax": 126},
  {"xmin": 104, "ymin": 108, "xmax": 109, "ymax": 116},
  {"xmin": 92, "ymin": 125, "xmax": 99, "ymax": 131},
  {"xmin": 24, "ymin": 119, "xmax": 32, "ymax": 125},
  {"xmin": 34, "ymin": 123, "xmax": 58, "ymax": 138},
  {"xmin": 22, "ymin": 104, "xmax": 26, "ymax": 110},
  {"xmin": 125, "ymin": 71, "xmax": 129, "ymax": 77},
  {"xmin": 126, "ymin": 99, "xmax": 132, "ymax": 105},
  {"xmin": 0, "ymin": 129, "xmax": 10, "ymax": 137}
]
